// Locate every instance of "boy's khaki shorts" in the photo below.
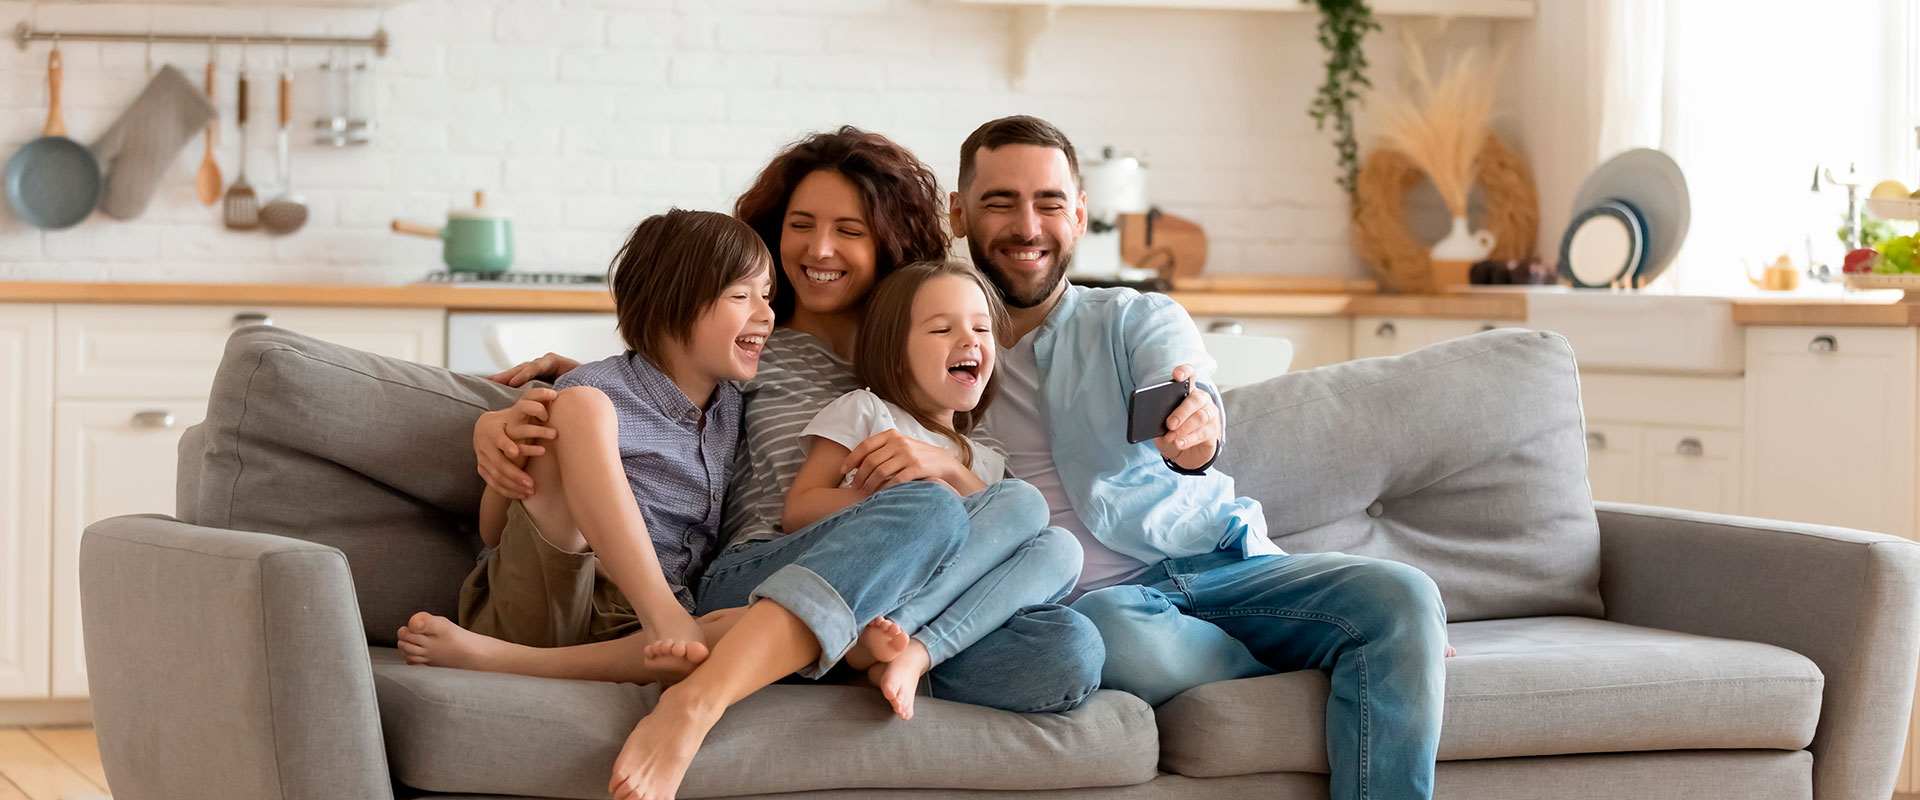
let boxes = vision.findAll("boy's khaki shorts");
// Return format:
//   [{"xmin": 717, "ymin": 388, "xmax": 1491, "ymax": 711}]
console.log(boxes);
[{"xmin": 457, "ymin": 500, "xmax": 642, "ymax": 647}]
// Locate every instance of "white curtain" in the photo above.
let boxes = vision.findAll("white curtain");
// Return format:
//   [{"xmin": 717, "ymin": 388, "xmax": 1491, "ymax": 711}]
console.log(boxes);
[{"xmin": 1593, "ymin": 0, "xmax": 1912, "ymax": 293}]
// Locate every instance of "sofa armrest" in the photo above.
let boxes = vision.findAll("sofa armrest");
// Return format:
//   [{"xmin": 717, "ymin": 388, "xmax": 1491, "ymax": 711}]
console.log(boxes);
[
  {"xmin": 1596, "ymin": 502, "xmax": 1920, "ymax": 800},
  {"xmin": 82, "ymin": 514, "xmax": 393, "ymax": 800}
]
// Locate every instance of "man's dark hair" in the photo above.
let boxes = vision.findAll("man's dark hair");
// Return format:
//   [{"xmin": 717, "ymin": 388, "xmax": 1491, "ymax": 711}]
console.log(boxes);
[
  {"xmin": 957, "ymin": 115, "xmax": 1080, "ymax": 193},
  {"xmin": 606, "ymin": 208, "xmax": 770, "ymax": 366}
]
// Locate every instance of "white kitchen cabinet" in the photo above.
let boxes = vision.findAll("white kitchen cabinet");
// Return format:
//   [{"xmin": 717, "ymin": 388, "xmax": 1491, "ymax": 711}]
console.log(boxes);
[
  {"xmin": 1582, "ymin": 424, "xmax": 1642, "ymax": 504},
  {"xmin": 1641, "ymin": 426, "xmax": 1741, "ymax": 514},
  {"xmin": 0, "ymin": 306, "xmax": 52, "ymax": 699},
  {"xmin": 56, "ymin": 305, "xmax": 447, "ymax": 398},
  {"xmin": 1192, "ymin": 314, "xmax": 1350, "ymax": 371},
  {"xmin": 1579, "ymin": 374, "xmax": 1745, "ymax": 516},
  {"xmin": 1351, "ymin": 316, "xmax": 1511, "ymax": 360},
  {"xmin": 50, "ymin": 401, "xmax": 208, "ymax": 698},
  {"xmin": 1743, "ymin": 327, "xmax": 1917, "ymax": 539}
]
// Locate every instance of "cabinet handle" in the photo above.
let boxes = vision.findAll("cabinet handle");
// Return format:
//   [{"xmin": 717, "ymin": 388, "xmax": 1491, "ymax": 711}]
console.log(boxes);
[
  {"xmin": 1207, "ymin": 319, "xmax": 1245, "ymax": 335},
  {"xmin": 1375, "ymin": 321, "xmax": 1397, "ymax": 339},
  {"xmin": 1586, "ymin": 431, "xmax": 1606, "ymax": 450},
  {"xmin": 1808, "ymin": 335, "xmax": 1837, "ymax": 353},
  {"xmin": 1675, "ymin": 437, "xmax": 1704, "ymax": 457},
  {"xmin": 131, "ymin": 410, "xmax": 176, "ymax": 429},
  {"xmin": 232, "ymin": 312, "xmax": 275, "ymax": 328}
]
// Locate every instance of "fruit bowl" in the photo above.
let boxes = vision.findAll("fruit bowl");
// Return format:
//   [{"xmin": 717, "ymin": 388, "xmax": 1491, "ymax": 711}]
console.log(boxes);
[
  {"xmin": 1845, "ymin": 273, "xmax": 1920, "ymax": 301},
  {"xmin": 1867, "ymin": 197, "xmax": 1920, "ymax": 221}
]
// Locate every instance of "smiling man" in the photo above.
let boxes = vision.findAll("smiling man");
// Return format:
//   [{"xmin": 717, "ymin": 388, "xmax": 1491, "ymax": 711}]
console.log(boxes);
[{"xmin": 954, "ymin": 115, "xmax": 1449, "ymax": 800}]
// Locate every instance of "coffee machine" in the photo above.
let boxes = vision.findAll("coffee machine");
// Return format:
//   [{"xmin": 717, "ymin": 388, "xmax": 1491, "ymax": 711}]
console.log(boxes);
[{"xmin": 1073, "ymin": 147, "xmax": 1152, "ymax": 281}]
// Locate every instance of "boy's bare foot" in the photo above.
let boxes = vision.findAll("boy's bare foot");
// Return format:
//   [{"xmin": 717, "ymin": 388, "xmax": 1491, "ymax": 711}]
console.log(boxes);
[
  {"xmin": 608, "ymin": 687, "xmax": 720, "ymax": 800},
  {"xmin": 395, "ymin": 612, "xmax": 506, "ymax": 671},
  {"xmin": 844, "ymin": 618, "xmax": 908, "ymax": 671},
  {"xmin": 641, "ymin": 640, "xmax": 711, "ymax": 686},
  {"xmin": 867, "ymin": 639, "xmax": 931, "ymax": 720}
]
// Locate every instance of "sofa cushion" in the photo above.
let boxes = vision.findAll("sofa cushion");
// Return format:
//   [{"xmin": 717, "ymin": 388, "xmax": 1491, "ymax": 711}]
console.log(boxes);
[
  {"xmin": 184, "ymin": 326, "xmax": 534, "ymax": 645},
  {"xmin": 369, "ymin": 649, "xmax": 1160, "ymax": 798},
  {"xmin": 1218, "ymin": 329, "xmax": 1602, "ymax": 622},
  {"xmin": 1156, "ymin": 615, "xmax": 1825, "ymax": 778}
]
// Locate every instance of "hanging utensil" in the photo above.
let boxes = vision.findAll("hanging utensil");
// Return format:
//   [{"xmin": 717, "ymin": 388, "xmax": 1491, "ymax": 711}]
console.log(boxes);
[
  {"xmin": 194, "ymin": 45, "xmax": 221, "ymax": 206},
  {"xmin": 222, "ymin": 45, "xmax": 258, "ymax": 230},
  {"xmin": 4, "ymin": 43, "xmax": 103, "ymax": 229},
  {"xmin": 260, "ymin": 47, "xmax": 307, "ymax": 235}
]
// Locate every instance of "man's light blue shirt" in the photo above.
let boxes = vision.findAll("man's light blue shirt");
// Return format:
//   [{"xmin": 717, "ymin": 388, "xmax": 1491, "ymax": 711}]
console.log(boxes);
[{"xmin": 1010, "ymin": 283, "xmax": 1281, "ymax": 564}]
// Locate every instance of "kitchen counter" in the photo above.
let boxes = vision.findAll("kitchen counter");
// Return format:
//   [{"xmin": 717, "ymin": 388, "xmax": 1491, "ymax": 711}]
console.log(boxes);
[
  {"xmin": 0, "ymin": 280, "xmax": 1528, "ymax": 320},
  {"xmin": 1730, "ymin": 292, "xmax": 1920, "ymax": 327}
]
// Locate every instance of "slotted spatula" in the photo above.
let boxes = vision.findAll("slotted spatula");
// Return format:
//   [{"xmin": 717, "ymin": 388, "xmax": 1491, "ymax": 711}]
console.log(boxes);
[{"xmin": 222, "ymin": 56, "xmax": 257, "ymax": 230}]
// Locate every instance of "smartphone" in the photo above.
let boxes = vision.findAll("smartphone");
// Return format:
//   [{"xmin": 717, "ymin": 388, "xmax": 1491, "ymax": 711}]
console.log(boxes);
[{"xmin": 1127, "ymin": 378, "xmax": 1193, "ymax": 444}]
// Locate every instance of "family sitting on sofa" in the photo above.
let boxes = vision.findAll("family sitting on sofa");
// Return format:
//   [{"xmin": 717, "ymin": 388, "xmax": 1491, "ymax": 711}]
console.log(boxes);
[{"xmin": 388, "ymin": 116, "xmax": 1452, "ymax": 800}]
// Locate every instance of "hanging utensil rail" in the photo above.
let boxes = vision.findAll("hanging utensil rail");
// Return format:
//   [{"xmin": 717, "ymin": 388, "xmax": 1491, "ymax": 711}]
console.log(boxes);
[{"xmin": 10, "ymin": 21, "xmax": 389, "ymax": 57}]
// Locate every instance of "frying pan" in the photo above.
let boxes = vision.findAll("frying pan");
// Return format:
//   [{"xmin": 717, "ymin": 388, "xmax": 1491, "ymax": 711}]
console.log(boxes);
[{"xmin": 5, "ymin": 49, "xmax": 102, "ymax": 230}]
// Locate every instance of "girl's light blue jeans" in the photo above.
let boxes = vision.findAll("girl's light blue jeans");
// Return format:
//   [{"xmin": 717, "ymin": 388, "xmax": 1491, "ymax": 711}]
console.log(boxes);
[{"xmin": 888, "ymin": 478, "xmax": 1084, "ymax": 666}]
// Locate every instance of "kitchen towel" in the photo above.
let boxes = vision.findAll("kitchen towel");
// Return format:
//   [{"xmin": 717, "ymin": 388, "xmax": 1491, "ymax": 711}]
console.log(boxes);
[{"xmin": 92, "ymin": 64, "xmax": 217, "ymax": 220}]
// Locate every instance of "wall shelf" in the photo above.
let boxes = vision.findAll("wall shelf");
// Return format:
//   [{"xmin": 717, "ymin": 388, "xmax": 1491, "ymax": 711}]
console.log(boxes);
[{"xmin": 956, "ymin": 0, "xmax": 1537, "ymax": 88}]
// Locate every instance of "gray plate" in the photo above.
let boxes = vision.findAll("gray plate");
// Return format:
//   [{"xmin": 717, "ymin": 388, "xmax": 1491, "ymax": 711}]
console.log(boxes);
[
  {"xmin": 6, "ymin": 135, "xmax": 102, "ymax": 230},
  {"xmin": 1573, "ymin": 148, "xmax": 1690, "ymax": 284}
]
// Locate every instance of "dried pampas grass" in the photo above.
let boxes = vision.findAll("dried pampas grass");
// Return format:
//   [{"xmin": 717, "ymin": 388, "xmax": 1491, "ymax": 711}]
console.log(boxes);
[{"xmin": 1377, "ymin": 35, "xmax": 1506, "ymax": 217}]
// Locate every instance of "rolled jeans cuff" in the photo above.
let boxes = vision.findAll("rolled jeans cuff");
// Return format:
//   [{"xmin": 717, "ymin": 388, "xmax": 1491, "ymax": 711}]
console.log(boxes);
[{"xmin": 748, "ymin": 563, "xmax": 858, "ymax": 679}]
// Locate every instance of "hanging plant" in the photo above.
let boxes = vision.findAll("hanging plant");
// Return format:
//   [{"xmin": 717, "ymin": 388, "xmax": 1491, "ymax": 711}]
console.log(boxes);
[{"xmin": 1308, "ymin": 0, "xmax": 1381, "ymax": 203}]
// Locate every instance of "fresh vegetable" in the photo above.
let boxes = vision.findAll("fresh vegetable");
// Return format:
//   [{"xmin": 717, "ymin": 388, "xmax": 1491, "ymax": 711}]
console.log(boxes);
[
  {"xmin": 1873, "ymin": 235, "xmax": 1919, "ymax": 274},
  {"xmin": 1844, "ymin": 248, "xmax": 1878, "ymax": 274}
]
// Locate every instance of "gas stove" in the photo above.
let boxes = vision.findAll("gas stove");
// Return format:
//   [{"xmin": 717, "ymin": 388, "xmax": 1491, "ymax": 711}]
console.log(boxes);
[{"xmin": 420, "ymin": 271, "xmax": 607, "ymax": 288}]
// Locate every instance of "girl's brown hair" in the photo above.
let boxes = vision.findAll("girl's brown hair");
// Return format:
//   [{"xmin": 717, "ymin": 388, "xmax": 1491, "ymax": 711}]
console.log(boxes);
[
  {"xmin": 854, "ymin": 260, "xmax": 1009, "ymax": 468},
  {"xmin": 733, "ymin": 126, "xmax": 950, "ymax": 323},
  {"xmin": 607, "ymin": 208, "xmax": 771, "ymax": 367}
]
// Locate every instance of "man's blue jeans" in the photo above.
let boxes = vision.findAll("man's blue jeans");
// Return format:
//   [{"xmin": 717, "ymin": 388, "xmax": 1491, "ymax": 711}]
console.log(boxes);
[
  {"xmin": 698, "ymin": 481, "xmax": 1103, "ymax": 714},
  {"xmin": 1073, "ymin": 550, "xmax": 1447, "ymax": 800}
]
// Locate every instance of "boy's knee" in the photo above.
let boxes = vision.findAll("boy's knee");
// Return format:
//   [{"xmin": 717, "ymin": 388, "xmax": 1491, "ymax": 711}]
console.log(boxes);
[{"xmin": 549, "ymin": 385, "xmax": 616, "ymax": 427}]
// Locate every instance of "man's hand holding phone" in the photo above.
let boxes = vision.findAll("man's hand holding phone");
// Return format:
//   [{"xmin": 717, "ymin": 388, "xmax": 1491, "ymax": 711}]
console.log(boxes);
[{"xmin": 1126, "ymin": 364, "xmax": 1220, "ymax": 472}]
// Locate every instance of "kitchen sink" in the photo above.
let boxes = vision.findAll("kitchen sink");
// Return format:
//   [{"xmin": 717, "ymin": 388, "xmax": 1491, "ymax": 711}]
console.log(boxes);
[{"xmin": 1520, "ymin": 290, "xmax": 1742, "ymax": 375}]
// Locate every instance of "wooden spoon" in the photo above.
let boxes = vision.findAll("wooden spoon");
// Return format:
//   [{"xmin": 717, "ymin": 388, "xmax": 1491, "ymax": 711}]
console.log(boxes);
[{"xmin": 194, "ymin": 58, "xmax": 221, "ymax": 206}]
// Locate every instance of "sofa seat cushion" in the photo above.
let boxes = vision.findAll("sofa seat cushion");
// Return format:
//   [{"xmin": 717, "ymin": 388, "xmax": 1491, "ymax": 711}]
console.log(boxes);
[
  {"xmin": 368, "ymin": 649, "xmax": 1159, "ymax": 798},
  {"xmin": 1156, "ymin": 616, "xmax": 1825, "ymax": 778}
]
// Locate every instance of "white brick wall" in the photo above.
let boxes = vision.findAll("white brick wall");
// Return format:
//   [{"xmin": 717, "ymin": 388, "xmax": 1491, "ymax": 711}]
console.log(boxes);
[{"xmin": 0, "ymin": 0, "xmax": 1492, "ymax": 284}]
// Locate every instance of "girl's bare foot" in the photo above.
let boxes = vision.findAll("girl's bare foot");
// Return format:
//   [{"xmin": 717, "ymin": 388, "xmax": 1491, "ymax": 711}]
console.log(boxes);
[
  {"xmin": 844, "ymin": 618, "xmax": 908, "ymax": 671},
  {"xmin": 1445, "ymin": 644, "xmax": 1457, "ymax": 658},
  {"xmin": 641, "ymin": 640, "xmax": 711, "ymax": 686},
  {"xmin": 608, "ymin": 687, "xmax": 721, "ymax": 800},
  {"xmin": 867, "ymin": 639, "xmax": 931, "ymax": 720},
  {"xmin": 395, "ymin": 612, "xmax": 507, "ymax": 671}
]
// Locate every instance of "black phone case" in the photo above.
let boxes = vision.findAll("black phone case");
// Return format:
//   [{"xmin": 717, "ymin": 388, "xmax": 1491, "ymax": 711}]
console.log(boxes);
[{"xmin": 1127, "ymin": 379, "xmax": 1192, "ymax": 444}]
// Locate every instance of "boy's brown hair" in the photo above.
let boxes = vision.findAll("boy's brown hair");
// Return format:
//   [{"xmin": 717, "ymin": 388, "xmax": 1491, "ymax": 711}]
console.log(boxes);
[
  {"xmin": 606, "ymin": 208, "xmax": 771, "ymax": 366},
  {"xmin": 854, "ymin": 260, "xmax": 1008, "ymax": 468},
  {"xmin": 957, "ymin": 115, "xmax": 1081, "ymax": 193}
]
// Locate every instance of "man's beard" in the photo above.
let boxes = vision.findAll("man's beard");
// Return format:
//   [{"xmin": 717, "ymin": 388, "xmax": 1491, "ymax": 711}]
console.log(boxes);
[{"xmin": 966, "ymin": 233, "xmax": 1072, "ymax": 310}]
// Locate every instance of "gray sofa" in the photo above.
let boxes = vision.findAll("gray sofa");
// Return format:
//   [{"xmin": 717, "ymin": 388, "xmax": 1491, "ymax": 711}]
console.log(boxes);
[{"xmin": 80, "ymin": 325, "xmax": 1920, "ymax": 800}]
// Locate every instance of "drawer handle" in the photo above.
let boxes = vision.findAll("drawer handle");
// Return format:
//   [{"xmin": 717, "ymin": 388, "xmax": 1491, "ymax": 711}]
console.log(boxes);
[
  {"xmin": 232, "ymin": 312, "xmax": 275, "ymax": 328},
  {"xmin": 1375, "ymin": 322, "xmax": 1397, "ymax": 339},
  {"xmin": 1207, "ymin": 320, "xmax": 1245, "ymax": 335},
  {"xmin": 1808, "ymin": 335, "xmax": 1837, "ymax": 353},
  {"xmin": 1585, "ymin": 431, "xmax": 1606, "ymax": 450},
  {"xmin": 1675, "ymin": 437, "xmax": 1704, "ymax": 457},
  {"xmin": 131, "ymin": 410, "xmax": 176, "ymax": 429}
]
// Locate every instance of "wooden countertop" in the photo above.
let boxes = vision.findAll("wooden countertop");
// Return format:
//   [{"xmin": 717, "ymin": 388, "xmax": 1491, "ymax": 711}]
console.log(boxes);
[
  {"xmin": 1731, "ymin": 293, "xmax": 1920, "ymax": 327},
  {"xmin": 0, "ymin": 280, "xmax": 1532, "ymax": 320}
]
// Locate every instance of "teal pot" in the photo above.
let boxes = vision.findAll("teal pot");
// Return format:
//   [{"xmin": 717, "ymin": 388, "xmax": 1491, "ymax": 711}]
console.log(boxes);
[{"xmin": 391, "ymin": 204, "xmax": 513, "ymax": 273}]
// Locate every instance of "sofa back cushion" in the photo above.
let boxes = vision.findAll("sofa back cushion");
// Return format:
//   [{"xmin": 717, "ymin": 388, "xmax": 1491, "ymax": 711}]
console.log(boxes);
[
  {"xmin": 181, "ymin": 325, "xmax": 531, "ymax": 644},
  {"xmin": 1217, "ymin": 329, "xmax": 1603, "ymax": 621}
]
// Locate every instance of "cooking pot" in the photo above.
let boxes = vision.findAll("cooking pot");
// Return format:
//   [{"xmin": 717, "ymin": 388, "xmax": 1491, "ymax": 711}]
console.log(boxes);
[{"xmin": 392, "ymin": 190, "xmax": 512, "ymax": 273}]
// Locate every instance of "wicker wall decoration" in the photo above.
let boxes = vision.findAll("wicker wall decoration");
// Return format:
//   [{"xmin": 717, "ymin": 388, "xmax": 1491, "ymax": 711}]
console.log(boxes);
[{"xmin": 1353, "ymin": 134, "xmax": 1539, "ymax": 293}]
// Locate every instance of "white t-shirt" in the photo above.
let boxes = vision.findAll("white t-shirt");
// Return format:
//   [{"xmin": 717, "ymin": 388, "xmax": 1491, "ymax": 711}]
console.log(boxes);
[
  {"xmin": 799, "ymin": 388, "xmax": 1006, "ymax": 488},
  {"xmin": 984, "ymin": 335, "xmax": 1149, "ymax": 598}
]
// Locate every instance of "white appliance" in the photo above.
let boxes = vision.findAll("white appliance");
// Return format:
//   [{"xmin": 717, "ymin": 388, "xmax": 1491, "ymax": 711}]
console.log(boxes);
[
  {"xmin": 1074, "ymin": 147, "xmax": 1150, "ymax": 280},
  {"xmin": 446, "ymin": 312, "xmax": 623, "ymax": 375}
]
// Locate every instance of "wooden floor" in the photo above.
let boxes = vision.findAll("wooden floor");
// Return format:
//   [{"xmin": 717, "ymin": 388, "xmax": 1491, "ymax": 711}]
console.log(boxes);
[{"xmin": 0, "ymin": 727, "xmax": 108, "ymax": 799}]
